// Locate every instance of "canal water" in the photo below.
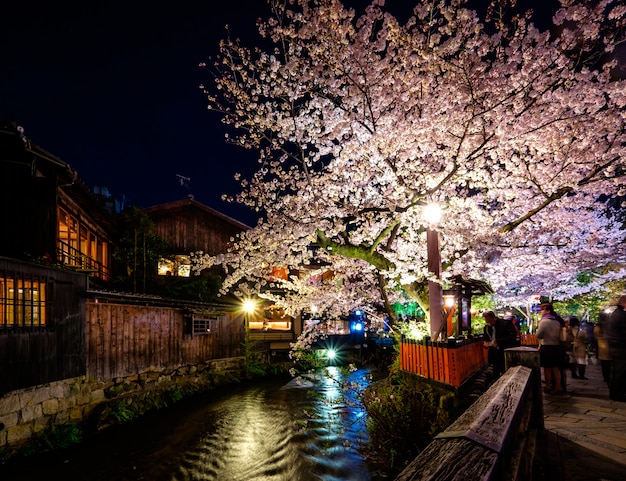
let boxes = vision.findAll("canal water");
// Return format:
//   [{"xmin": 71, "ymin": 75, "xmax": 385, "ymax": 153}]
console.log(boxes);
[{"xmin": 1, "ymin": 367, "xmax": 386, "ymax": 481}]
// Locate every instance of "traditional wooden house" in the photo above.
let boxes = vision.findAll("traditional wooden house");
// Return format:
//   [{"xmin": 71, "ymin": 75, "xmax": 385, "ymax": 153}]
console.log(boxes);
[
  {"xmin": 0, "ymin": 123, "xmax": 247, "ymax": 453},
  {"xmin": 0, "ymin": 121, "xmax": 116, "ymax": 285},
  {"xmin": 142, "ymin": 196, "xmax": 251, "ymax": 278},
  {"xmin": 142, "ymin": 199, "xmax": 302, "ymax": 356},
  {"xmin": 0, "ymin": 122, "xmax": 116, "ymax": 396}
]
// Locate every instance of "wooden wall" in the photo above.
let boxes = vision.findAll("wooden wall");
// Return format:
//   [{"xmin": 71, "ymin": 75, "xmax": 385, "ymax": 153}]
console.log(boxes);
[
  {"xmin": 85, "ymin": 299, "xmax": 244, "ymax": 381},
  {"xmin": 143, "ymin": 198, "xmax": 249, "ymax": 256},
  {"xmin": 0, "ymin": 259, "xmax": 87, "ymax": 396}
]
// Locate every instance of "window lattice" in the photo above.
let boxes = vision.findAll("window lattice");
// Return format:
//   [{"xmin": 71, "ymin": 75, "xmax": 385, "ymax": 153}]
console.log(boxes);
[{"xmin": 0, "ymin": 273, "xmax": 47, "ymax": 330}]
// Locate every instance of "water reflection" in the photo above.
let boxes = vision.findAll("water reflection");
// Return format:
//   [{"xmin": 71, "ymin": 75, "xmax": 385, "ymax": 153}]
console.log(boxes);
[
  {"xmin": 171, "ymin": 366, "xmax": 371, "ymax": 481},
  {"xmin": 0, "ymin": 367, "xmax": 376, "ymax": 481}
]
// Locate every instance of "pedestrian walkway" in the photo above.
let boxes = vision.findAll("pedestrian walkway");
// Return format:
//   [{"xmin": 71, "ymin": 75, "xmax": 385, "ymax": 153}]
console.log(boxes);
[{"xmin": 533, "ymin": 362, "xmax": 626, "ymax": 481}]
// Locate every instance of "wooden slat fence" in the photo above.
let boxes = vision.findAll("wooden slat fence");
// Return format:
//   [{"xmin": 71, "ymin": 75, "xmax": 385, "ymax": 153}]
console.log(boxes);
[
  {"xmin": 86, "ymin": 300, "xmax": 243, "ymax": 381},
  {"xmin": 400, "ymin": 338, "xmax": 488, "ymax": 387}
]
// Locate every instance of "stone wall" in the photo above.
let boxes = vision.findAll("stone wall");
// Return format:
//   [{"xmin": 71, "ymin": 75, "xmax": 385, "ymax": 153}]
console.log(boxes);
[{"xmin": 0, "ymin": 357, "xmax": 244, "ymax": 456}]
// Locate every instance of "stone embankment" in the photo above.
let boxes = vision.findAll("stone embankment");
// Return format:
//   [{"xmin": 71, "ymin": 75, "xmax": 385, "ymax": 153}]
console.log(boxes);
[{"xmin": 0, "ymin": 357, "xmax": 244, "ymax": 457}]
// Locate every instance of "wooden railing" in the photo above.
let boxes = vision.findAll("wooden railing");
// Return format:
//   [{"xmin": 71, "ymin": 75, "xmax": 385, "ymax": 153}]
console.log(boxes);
[
  {"xmin": 395, "ymin": 356, "xmax": 542, "ymax": 481},
  {"xmin": 400, "ymin": 337, "xmax": 488, "ymax": 387},
  {"xmin": 521, "ymin": 333, "xmax": 539, "ymax": 346},
  {"xmin": 57, "ymin": 240, "xmax": 111, "ymax": 281}
]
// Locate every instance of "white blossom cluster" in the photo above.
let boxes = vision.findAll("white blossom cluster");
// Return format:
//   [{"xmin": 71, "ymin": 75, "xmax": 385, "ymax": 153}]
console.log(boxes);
[{"xmin": 195, "ymin": 0, "xmax": 626, "ymax": 320}]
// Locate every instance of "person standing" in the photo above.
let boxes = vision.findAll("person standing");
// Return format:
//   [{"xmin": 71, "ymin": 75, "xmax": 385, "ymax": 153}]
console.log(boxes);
[
  {"xmin": 536, "ymin": 302, "xmax": 563, "ymax": 394},
  {"xmin": 569, "ymin": 317, "xmax": 588, "ymax": 379},
  {"xmin": 560, "ymin": 316, "xmax": 575, "ymax": 391},
  {"xmin": 505, "ymin": 314, "xmax": 522, "ymax": 347},
  {"xmin": 594, "ymin": 311, "xmax": 613, "ymax": 384},
  {"xmin": 482, "ymin": 310, "xmax": 518, "ymax": 379},
  {"xmin": 606, "ymin": 295, "xmax": 626, "ymax": 402}
]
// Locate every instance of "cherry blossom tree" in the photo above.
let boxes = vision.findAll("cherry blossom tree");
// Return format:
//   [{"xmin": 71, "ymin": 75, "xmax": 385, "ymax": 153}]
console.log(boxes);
[{"xmin": 195, "ymin": 0, "xmax": 626, "ymax": 336}]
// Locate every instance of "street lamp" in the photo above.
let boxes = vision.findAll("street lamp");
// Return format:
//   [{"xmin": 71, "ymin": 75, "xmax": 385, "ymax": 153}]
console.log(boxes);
[
  {"xmin": 242, "ymin": 298, "xmax": 257, "ymax": 330},
  {"xmin": 424, "ymin": 203, "xmax": 443, "ymax": 340},
  {"xmin": 241, "ymin": 298, "xmax": 257, "ymax": 378},
  {"xmin": 243, "ymin": 299, "xmax": 257, "ymax": 316}
]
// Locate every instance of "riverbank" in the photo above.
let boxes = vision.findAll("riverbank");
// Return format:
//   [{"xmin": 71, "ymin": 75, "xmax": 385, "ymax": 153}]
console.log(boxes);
[{"xmin": 0, "ymin": 367, "xmax": 379, "ymax": 481}]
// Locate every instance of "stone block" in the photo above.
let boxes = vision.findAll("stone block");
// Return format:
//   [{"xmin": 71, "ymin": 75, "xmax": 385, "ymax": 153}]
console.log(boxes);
[
  {"xmin": 42, "ymin": 398, "xmax": 60, "ymax": 416},
  {"xmin": 20, "ymin": 386, "xmax": 51, "ymax": 407},
  {"xmin": 76, "ymin": 391, "xmax": 92, "ymax": 406},
  {"xmin": 49, "ymin": 381, "xmax": 69, "ymax": 398},
  {"xmin": 91, "ymin": 389, "xmax": 106, "ymax": 402},
  {"xmin": 21, "ymin": 405, "xmax": 43, "ymax": 423},
  {"xmin": 7, "ymin": 424, "xmax": 32, "ymax": 444},
  {"xmin": 55, "ymin": 410, "xmax": 70, "ymax": 425},
  {"xmin": 69, "ymin": 406, "xmax": 83, "ymax": 421},
  {"xmin": 0, "ymin": 393, "xmax": 21, "ymax": 414},
  {"xmin": 57, "ymin": 396, "xmax": 74, "ymax": 412},
  {"xmin": 69, "ymin": 382, "xmax": 81, "ymax": 396},
  {"xmin": 33, "ymin": 416, "xmax": 51, "ymax": 434},
  {"xmin": 0, "ymin": 412, "xmax": 19, "ymax": 429}
]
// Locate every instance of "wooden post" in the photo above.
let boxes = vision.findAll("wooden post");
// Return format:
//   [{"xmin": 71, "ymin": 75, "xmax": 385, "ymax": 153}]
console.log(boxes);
[
  {"xmin": 427, "ymin": 227, "xmax": 443, "ymax": 340},
  {"xmin": 504, "ymin": 346, "xmax": 544, "ymax": 429}
]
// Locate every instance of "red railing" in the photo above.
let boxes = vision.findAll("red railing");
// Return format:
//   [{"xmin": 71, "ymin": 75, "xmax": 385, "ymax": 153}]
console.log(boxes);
[
  {"xmin": 400, "ymin": 337, "xmax": 488, "ymax": 387},
  {"xmin": 520, "ymin": 334, "xmax": 538, "ymax": 346}
]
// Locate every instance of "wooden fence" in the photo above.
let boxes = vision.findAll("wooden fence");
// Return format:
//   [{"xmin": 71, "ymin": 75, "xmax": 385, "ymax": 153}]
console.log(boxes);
[
  {"xmin": 86, "ymin": 299, "xmax": 244, "ymax": 381},
  {"xmin": 520, "ymin": 334, "xmax": 539, "ymax": 346},
  {"xmin": 394, "ymin": 362, "xmax": 542, "ymax": 481},
  {"xmin": 400, "ymin": 338, "xmax": 488, "ymax": 387}
]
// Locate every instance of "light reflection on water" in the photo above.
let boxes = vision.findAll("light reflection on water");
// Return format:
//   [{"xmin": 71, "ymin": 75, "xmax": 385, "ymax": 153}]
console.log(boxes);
[
  {"xmin": 171, "ymin": 366, "xmax": 372, "ymax": 481},
  {"xmin": 0, "ymin": 368, "xmax": 376, "ymax": 481}
]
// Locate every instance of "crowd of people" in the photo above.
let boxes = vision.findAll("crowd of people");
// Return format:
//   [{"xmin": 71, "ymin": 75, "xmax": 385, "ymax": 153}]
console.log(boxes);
[{"xmin": 481, "ymin": 295, "xmax": 626, "ymax": 402}]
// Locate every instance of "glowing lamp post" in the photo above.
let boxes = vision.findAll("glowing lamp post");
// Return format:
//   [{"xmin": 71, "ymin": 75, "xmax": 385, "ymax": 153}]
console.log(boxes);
[
  {"xmin": 423, "ymin": 203, "xmax": 443, "ymax": 340},
  {"xmin": 241, "ymin": 298, "xmax": 257, "ymax": 377},
  {"xmin": 242, "ymin": 299, "xmax": 257, "ymax": 331}
]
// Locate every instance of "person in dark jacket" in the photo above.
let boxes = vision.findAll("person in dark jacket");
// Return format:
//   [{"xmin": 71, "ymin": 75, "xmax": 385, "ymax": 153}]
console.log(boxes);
[
  {"xmin": 606, "ymin": 295, "xmax": 626, "ymax": 402},
  {"xmin": 483, "ymin": 310, "xmax": 518, "ymax": 378}
]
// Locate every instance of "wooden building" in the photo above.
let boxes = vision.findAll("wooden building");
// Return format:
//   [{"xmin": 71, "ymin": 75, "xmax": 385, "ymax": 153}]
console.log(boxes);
[
  {"xmin": 0, "ymin": 123, "xmax": 251, "ymax": 389},
  {"xmin": 0, "ymin": 257, "xmax": 87, "ymax": 396},
  {"xmin": 142, "ymin": 196, "xmax": 250, "ymax": 278},
  {"xmin": 143, "ymin": 198, "xmax": 301, "ymax": 356},
  {"xmin": 0, "ymin": 122, "xmax": 116, "ymax": 285}
]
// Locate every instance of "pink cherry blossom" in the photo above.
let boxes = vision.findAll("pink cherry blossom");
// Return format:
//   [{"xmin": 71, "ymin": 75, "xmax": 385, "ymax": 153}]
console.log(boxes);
[{"xmin": 194, "ymin": 0, "xmax": 626, "ymax": 330}]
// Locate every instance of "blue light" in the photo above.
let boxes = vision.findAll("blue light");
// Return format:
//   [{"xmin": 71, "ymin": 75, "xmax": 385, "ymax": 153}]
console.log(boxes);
[{"xmin": 353, "ymin": 322, "xmax": 363, "ymax": 331}]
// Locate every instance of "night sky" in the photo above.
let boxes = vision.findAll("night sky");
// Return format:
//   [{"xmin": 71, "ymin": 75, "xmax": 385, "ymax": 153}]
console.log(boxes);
[
  {"xmin": 1, "ymin": 0, "xmax": 266, "ymax": 226},
  {"xmin": 1, "ymin": 0, "xmax": 567, "ymax": 228}
]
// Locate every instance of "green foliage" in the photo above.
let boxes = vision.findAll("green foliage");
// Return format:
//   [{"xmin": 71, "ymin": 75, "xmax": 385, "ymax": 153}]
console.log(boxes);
[
  {"xmin": 554, "ymin": 278, "xmax": 626, "ymax": 321},
  {"xmin": 395, "ymin": 319, "xmax": 430, "ymax": 341},
  {"xmin": 110, "ymin": 403, "xmax": 138, "ymax": 424},
  {"xmin": 363, "ymin": 371, "xmax": 453, "ymax": 471},
  {"xmin": 242, "ymin": 333, "xmax": 272, "ymax": 378},
  {"xmin": 162, "ymin": 273, "xmax": 222, "ymax": 302},
  {"xmin": 95, "ymin": 386, "xmax": 191, "ymax": 429},
  {"xmin": 392, "ymin": 301, "xmax": 425, "ymax": 319},
  {"xmin": 18, "ymin": 423, "xmax": 83, "ymax": 457},
  {"xmin": 112, "ymin": 206, "xmax": 171, "ymax": 294},
  {"xmin": 470, "ymin": 294, "xmax": 496, "ymax": 334}
]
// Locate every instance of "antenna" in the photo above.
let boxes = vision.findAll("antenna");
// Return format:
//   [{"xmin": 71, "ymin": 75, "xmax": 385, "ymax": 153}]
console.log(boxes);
[{"xmin": 176, "ymin": 174, "xmax": 191, "ymax": 188}]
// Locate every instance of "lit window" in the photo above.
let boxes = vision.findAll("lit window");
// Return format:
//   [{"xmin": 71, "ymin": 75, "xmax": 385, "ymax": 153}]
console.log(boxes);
[
  {"xmin": 158, "ymin": 258, "xmax": 175, "ymax": 276},
  {"xmin": 0, "ymin": 276, "xmax": 47, "ymax": 329},
  {"xmin": 57, "ymin": 207, "xmax": 110, "ymax": 281},
  {"xmin": 158, "ymin": 255, "xmax": 191, "ymax": 277}
]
